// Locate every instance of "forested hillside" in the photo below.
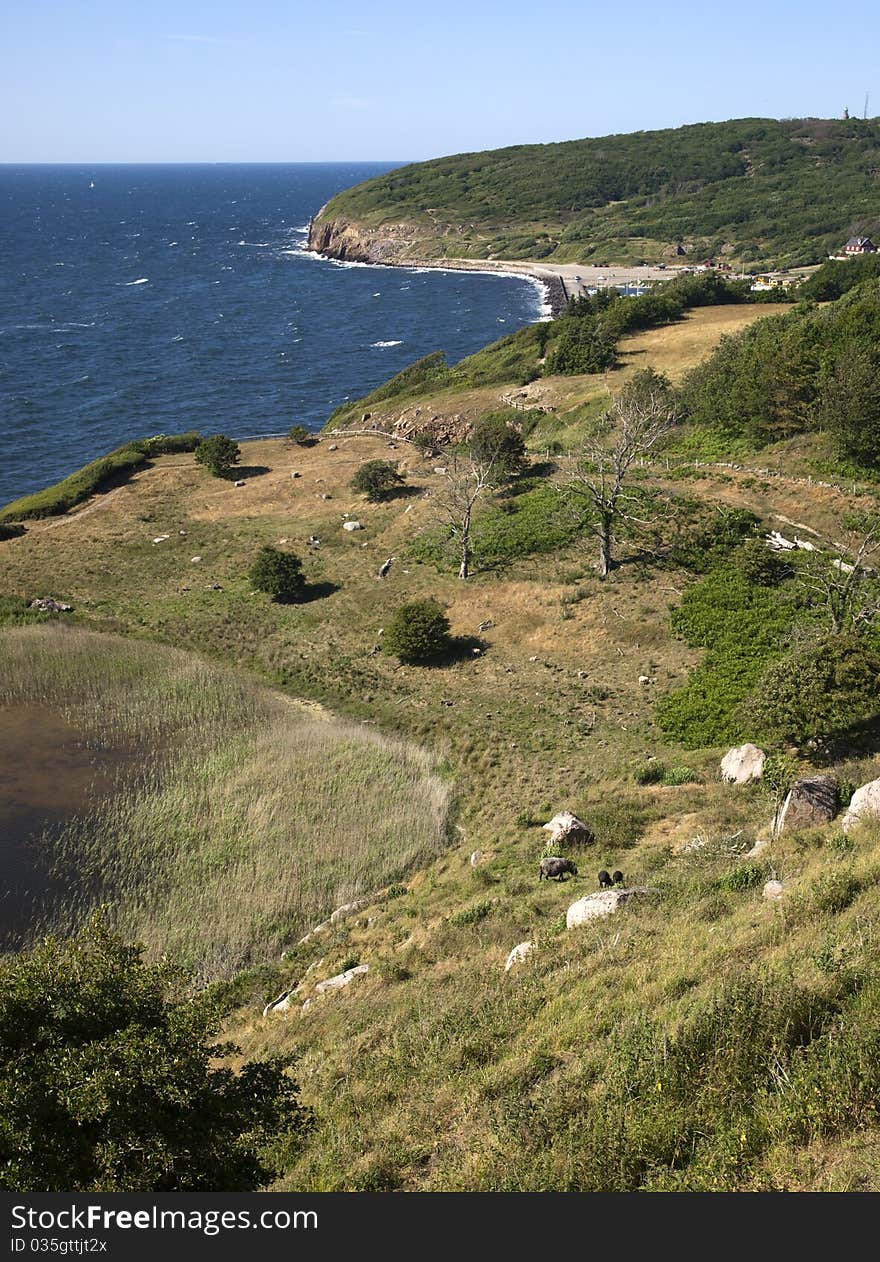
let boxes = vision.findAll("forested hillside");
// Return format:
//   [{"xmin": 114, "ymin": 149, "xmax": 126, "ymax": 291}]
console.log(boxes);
[{"xmin": 314, "ymin": 117, "xmax": 880, "ymax": 267}]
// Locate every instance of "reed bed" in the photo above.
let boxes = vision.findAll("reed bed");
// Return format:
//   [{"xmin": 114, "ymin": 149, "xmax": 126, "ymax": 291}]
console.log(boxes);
[{"xmin": 1, "ymin": 626, "xmax": 450, "ymax": 978}]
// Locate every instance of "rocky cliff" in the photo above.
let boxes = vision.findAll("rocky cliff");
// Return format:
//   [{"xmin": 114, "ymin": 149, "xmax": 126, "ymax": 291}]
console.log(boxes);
[{"xmin": 307, "ymin": 212, "xmax": 428, "ymax": 265}]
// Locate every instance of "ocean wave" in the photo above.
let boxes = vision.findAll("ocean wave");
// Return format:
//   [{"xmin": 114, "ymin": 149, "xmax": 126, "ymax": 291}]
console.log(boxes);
[
  {"xmin": 171, "ymin": 335, "xmax": 185, "ymax": 343},
  {"xmin": 123, "ymin": 278, "xmax": 149, "ymax": 286},
  {"xmin": 371, "ymin": 340, "xmax": 403, "ymax": 348},
  {"xmin": 238, "ymin": 241, "xmax": 271, "ymax": 247}
]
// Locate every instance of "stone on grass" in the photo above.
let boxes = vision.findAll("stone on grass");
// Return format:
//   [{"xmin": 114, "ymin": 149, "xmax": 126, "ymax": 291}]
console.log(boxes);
[
  {"xmin": 262, "ymin": 991, "xmax": 294, "ymax": 1017},
  {"xmin": 720, "ymin": 743, "xmax": 766, "ymax": 785},
  {"xmin": 842, "ymin": 778, "xmax": 880, "ymax": 833},
  {"xmin": 543, "ymin": 810, "xmax": 594, "ymax": 847},
  {"xmin": 343, "ymin": 520, "xmax": 363, "ymax": 531},
  {"xmin": 566, "ymin": 887, "xmax": 655, "ymax": 929},
  {"xmin": 504, "ymin": 941, "xmax": 535, "ymax": 973},
  {"xmin": 773, "ymin": 776, "xmax": 839, "ymax": 836},
  {"xmin": 763, "ymin": 880, "xmax": 785, "ymax": 902},
  {"xmin": 314, "ymin": 964, "xmax": 369, "ymax": 995},
  {"xmin": 29, "ymin": 597, "xmax": 72, "ymax": 613}
]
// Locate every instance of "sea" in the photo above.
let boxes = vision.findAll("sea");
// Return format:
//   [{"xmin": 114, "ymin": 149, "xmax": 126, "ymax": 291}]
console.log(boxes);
[{"xmin": 0, "ymin": 164, "xmax": 547, "ymax": 507}]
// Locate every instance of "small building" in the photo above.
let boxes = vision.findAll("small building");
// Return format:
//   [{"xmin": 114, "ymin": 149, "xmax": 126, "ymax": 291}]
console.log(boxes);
[{"xmin": 844, "ymin": 236, "xmax": 876, "ymax": 255}]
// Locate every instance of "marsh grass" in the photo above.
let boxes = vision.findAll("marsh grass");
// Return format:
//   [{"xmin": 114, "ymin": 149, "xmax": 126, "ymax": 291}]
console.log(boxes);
[{"xmin": 1, "ymin": 626, "xmax": 450, "ymax": 978}]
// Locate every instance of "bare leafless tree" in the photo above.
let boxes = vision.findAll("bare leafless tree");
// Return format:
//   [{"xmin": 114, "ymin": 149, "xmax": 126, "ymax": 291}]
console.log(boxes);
[
  {"xmin": 559, "ymin": 378, "xmax": 679, "ymax": 578},
  {"xmin": 796, "ymin": 518, "xmax": 880, "ymax": 634},
  {"xmin": 431, "ymin": 449, "xmax": 500, "ymax": 579}
]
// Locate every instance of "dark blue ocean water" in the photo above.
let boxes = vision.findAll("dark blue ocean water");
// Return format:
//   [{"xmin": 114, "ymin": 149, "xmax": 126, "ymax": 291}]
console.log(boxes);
[{"xmin": 0, "ymin": 164, "xmax": 545, "ymax": 506}]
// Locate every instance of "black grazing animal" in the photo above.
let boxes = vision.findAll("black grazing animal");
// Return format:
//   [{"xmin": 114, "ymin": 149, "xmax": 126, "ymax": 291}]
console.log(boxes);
[
  {"xmin": 539, "ymin": 856, "xmax": 578, "ymax": 881},
  {"xmin": 598, "ymin": 869, "xmax": 614, "ymax": 889},
  {"xmin": 612, "ymin": 870, "xmax": 624, "ymax": 886}
]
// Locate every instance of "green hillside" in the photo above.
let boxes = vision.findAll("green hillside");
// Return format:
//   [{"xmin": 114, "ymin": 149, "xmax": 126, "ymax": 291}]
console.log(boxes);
[{"xmin": 314, "ymin": 117, "xmax": 880, "ymax": 267}]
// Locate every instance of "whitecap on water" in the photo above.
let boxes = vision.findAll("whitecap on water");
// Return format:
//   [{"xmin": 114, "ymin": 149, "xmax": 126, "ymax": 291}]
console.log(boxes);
[
  {"xmin": 371, "ymin": 340, "xmax": 402, "ymax": 348},
  {"xmin": 123, "ymin": 278, "xmax": 149, "ymax": 286}
]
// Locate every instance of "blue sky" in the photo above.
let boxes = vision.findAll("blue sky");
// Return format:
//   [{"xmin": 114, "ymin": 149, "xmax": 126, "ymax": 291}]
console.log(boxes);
[{"xmin": 2, "ymin": 0, "xmax": 879, "ymax": 162}]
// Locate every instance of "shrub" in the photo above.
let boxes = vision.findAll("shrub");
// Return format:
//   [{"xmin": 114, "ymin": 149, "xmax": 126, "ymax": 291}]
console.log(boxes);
[
  {"xmin": 633, "ymin": 760, "xmax": 666, "ymax": 785},
  {"xmin": 351, "ymin": 460, "xmax": 405, "ymax": 502},
  {"xmin": 449, "ymin": 900, "xmax": 494, "ymax": 927},
  {"xmin": 467, "ymin": 411, "xmax": 527, "ymax": 482},
  {"xmin": 287, "ymin": 424, "xmax": 312, "ymax": 445},
  {"xmin": 740, "ymin": 634, "xmax": 880, "ymax": 748},
  {"xmin": 662, "ymin": 766, "xmax": 700, "ymax": 786},
  {"xmin": 0, "ymin": 917, "xmax": 311, "ymax": 1192},
  {"xmin": 195, "ymin": 434, "xmax": 241, "ymax": 478},
  {"xmin": 717, "ymin": 861, "xmax": 768, "ymax": 892},
  {"xmin": 249, "ymin": 546, "xmax": 306, "ymax": 603},
  {"xmin": 382, "ymin": 599, "xmax": 452, "ymax": 665}
]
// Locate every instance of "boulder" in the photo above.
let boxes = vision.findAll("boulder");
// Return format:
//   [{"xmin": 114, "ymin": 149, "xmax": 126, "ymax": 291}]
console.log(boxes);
[
  {"xmin": 29, "ymin": 597, "xmax": 72, "ymax": 613},
  {"xmin": 504, "ymin": 941, "xmax": 535, "ymax": 973},
  {"xmin": 566, "ymin": 887, "xmax": 656, "ymax": 929},
  {"xmin": 720, "ymin": 743, "xmax": 766, "ymax": 785},
  {"xmin": 343, "ymin": 520, "xmax": 363, "ymax": 532},
  {"xmin": 314, "ymin": 963, "xmax": 369, "ymax": 995},
  {"xmin": 763, "ymin": 880, "xmax": 785, "ymax": 902},
  {"xmin": 543, "ymin": 810, "xmax": 594, "ymax": 847},
  {"xmin": 262, "ymin": 990, "xmax": 294, "ymax": 1017},
  {"xmin": 842, "ymin": 777, "xmax": 880, "ymax": 833},
  {"xmin": 470, "ymin": 850, "xmax": 483, "ymax": 867},
  {"xmin": 329, "ymin": 897, "xmax": 370, "ymax": 925},
  {"xmin": 773, "ymin": 775, "xmax": 839, "ymax": 836}
]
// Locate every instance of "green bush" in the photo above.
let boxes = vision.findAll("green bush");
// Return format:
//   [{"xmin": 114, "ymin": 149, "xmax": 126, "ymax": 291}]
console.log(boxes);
[
  {"xmin": 448, "ymin": 900, "xmax": 494, "ymax": 927},
  {"xmin": 288, "ymin": 424, "xmax": 313, "ymax": 445},
  {"xmin": 382, "ymin": 599, "xmax": 452, "ymax": 665},
  {"xmin": 740, "ymin": 634, "xmax": 880, "ymax": 748},
  {"xmin": 468, "ymin": 411, "xmax": 527, "ymax": 482},
  {"xmin": 195, "ymin": 434, "xmax": 241, "ymax": 478},
  {"xmin": 0, "ymin": 917, "xmax": 311, "ymax": 1192},
  {"xmin": 662, "ymin": 766, "xmax": 700, "ymax": 786},
  {"xmin": 351, "ymin": 459, "xmax": 405, "ymax": 501},
  {"xmin": 632, "ymin": 760, "xmax": 666, "ymax": 785},
  {"xmin": 717, "ymin": 861, "xmax": 768, "ymax": 892},
  {"xmin": 249, "ymin": 546, "xmax": 306, "ymax": 603}
]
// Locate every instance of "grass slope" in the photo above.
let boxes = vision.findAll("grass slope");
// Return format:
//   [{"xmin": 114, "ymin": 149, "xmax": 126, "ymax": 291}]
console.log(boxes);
[
  {"xmin": 318, "ymin": 117, "xmax": 880, "ymax": 267},
  {"xmin": 5, "ymin": 308, "xmax": 880, "ymax": 1190}
]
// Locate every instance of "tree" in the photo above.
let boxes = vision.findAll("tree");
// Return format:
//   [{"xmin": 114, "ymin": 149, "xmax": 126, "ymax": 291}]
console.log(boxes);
[
  {"xmin": 467, "ymin": 412, "xmax": 526, "ymax": 484},
  {"xmin": 794, "ymin": 516, "xmax": 880, "ymax": 635},
  {"xmin": 0, "ymin": 917, "xmax": 312, "ymax": 1192},
  {"xmin": 431, "ymin": 450, "xmax": 499, "ymax": 579},
  {"xmin": 382, "ymin": 598, "xmax": 452, "ymax": 664},
  {"xmin": 350, "ymin": 460, "xmax": 405, "ymax": 502},
  {"xmin": 560, "ymin": 370, "xmax": 679, "ymax": 578},
  {"xmin": 249, "ymin": 545, "xmax": 306, "ymax": 603},
  {"xmin": 194, "ymin": 434, "xmax": 241, "ymax": 478},
  {"xmin": 287, "ymin": 424, "xmax": 312, "ymax": 446},
  {"xmin": 819, "ymin": 347, "xmax": 880, "ymax": 467}
]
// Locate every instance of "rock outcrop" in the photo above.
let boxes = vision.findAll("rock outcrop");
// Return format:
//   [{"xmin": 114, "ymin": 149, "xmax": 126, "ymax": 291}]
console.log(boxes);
[
  {"xmin": 842, "ymin": 777, "xmax": 880, "ymax": 833},
  {"xmin": 314, "ymin": 963, "xmax": 370, "ymax": 995},
  {"xmin": 720, "ymin": 743, "xmax": 766, "ymax": 785},
  {"xmin": 773, "ymin": 776, "xmax": 839, "ymax": 836}
]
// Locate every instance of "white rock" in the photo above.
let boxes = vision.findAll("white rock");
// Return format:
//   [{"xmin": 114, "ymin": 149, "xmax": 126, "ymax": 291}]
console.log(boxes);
[
  {"xmin": 504, "ymin": 941, "xmax": 535, "ymax": 973},
  {"xmin": 343, "ymin": 520, "xmax": 363, "ymax": 531},
  {"xmin": 263, "ymin": 991, "xmax": 294, "ymax": 1017},
  {"xmin": 314, "ymin": 964, "xmax": 369, "ymax": 995},
  {"xmin": 763, "ymin": 880, "xmax": 785, "ymax": 901},
  {"xmin": 720, "ymin": 743, "xmax": 766, "ymax": 785},
  {"xmin": 638, "ymin": 675, "xmax": 653, "ymax": 686},
  {"xmin": 543, "ymin": 810, "xmax": 594, "ymax": 846},
  {"xmin": 566, "ymin": 887, "xmax": 656, "ymax": 929},
  {"xmin": 328, "ymin": 444, "xmax": 338, "ymax": 451},
  {"xmin": 329, "ymin": 897, "xmax": 370, "ymax": 924},
  {"xmin": 842, "ymin": 777, "xmax": 880, "ymax": 833},
  {"xmin": 234, "ymin": 479, "xmax": 245, "ymax": 487},
  {"xmin": 470, "ymin": 850, "xmax": 482, "ymax": 867},
  {"xmin": 291, "ymin": 471, "xmax": 301, "ymax": 479},
  {"xmin": 300, "ymin": 998, "xmax": 313, "ymax": 1014},
  {"xmin": 190, "ymin": 556, "xmax": 202, "ymax": 563},
  {"xmin": 152, "ymin": 534, "xmax": 170, "ymax": 544}
]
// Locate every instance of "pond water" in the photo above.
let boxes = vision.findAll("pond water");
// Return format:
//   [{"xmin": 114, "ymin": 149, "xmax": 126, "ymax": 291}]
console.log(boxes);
[{"xmin": 0, "ymin": 704, "xmax": 139, "ymax": 948}]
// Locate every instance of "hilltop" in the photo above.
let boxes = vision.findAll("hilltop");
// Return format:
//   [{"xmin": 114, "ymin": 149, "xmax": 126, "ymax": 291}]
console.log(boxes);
[
  {"xmin": 4, "ymin": 277, "xmax": 880, "ymax": 1189},
  {"xmin": 309, "ymin": 116, "xmax": 880, "ymax": 270}
]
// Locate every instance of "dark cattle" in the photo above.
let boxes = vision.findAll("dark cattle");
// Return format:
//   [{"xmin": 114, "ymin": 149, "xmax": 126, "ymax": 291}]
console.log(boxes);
[
  {"xmin": 598, "ymin": 869, "xmax": 614, "ymax": 888},
  {"xmin": 612, "ymin": 870, "xmax": 624, "ymax": 886},
  {"xmin": 539, "ymin": 857, "xmax": 578, "ymax": 881}
]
